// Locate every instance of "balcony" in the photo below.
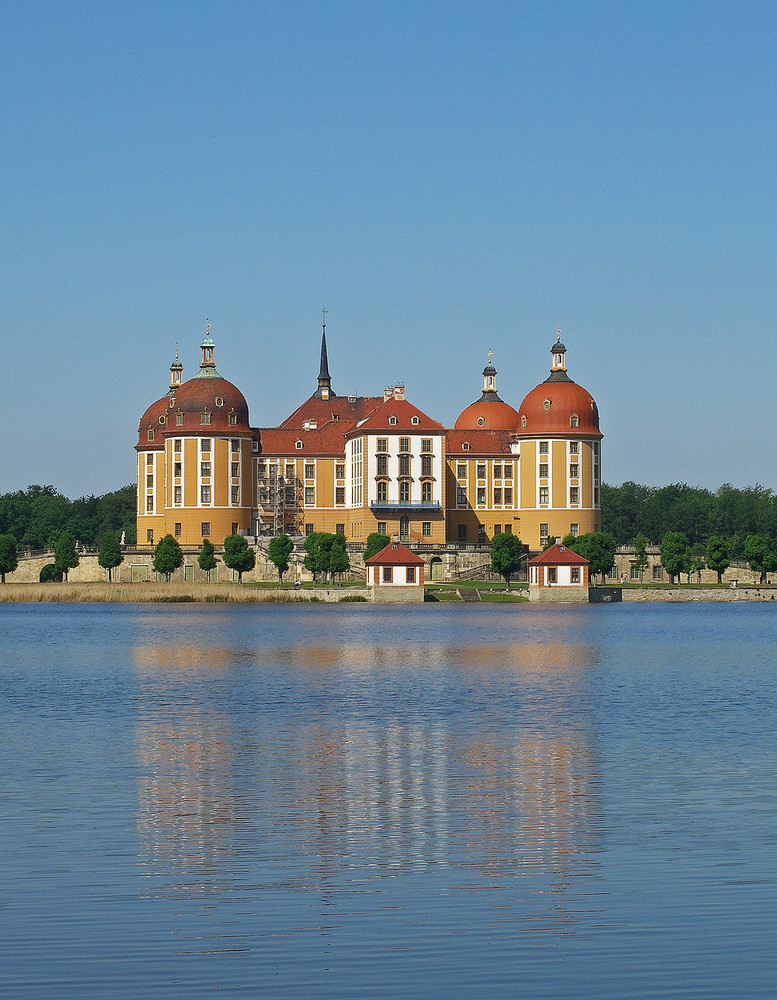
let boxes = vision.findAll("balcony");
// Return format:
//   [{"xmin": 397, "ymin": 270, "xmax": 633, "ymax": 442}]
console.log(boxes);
[{"xmin": 369, "ymin": 502, "xmax": 442, "ymax": 514}]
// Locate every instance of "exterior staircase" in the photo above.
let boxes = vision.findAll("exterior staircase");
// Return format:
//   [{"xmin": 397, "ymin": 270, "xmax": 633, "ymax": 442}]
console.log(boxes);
[{"xmin": 457, "ymin": 588, "xmax": 481, "ymax": 601}]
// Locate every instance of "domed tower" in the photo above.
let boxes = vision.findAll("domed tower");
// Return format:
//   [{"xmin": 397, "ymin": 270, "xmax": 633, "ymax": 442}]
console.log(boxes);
[
  {"xmin": 454, "ymin": 352, "xmax": 519, "ymax": 429},
  {"xmin": 513, "ymin": 330, "xmax": 602, "ymax": 549},
  {"xmin": 136, "ymin": 322, "xmax": 256, "ymax": 551}
]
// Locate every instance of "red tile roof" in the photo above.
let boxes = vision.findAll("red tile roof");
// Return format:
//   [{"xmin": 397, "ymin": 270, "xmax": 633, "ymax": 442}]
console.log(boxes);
[
  {"xmin": 528, "ymin": 542, "xmax": 589, "ymax": 566},
  {"xmin": 256, "ymin": 425, "xmax": 348, "ymax": 457},
  {"xmin": 278, "ymin": 394, "xmax": 382, "ymax": 429},
  {"xmin": 445, "ymin": 429, "xmax": 513, "ymax": 456},
  {"xmin": 346, "ymin": 397, "xmax": 444, "ymax": 435},
  {"xmin": 364, "ymin": 540, "xmax": 425, "ymax": 565}
]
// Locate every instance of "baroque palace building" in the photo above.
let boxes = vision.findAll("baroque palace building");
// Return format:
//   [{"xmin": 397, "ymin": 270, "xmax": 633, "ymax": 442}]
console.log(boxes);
[{"xmin": 136, "ymin": 321, "xmax": 602, "ymax": 550}]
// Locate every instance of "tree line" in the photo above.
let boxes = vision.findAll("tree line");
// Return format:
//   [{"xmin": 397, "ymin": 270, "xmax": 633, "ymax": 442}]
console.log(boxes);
[{"xmin": 0, "ymin": 484, "xmax": 137, "ymax": 550}]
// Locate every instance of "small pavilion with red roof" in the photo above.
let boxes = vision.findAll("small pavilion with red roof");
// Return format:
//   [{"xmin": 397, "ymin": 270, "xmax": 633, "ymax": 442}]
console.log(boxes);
[
  {"xmin": 528, "ymin": 542, "xmax": 590, "ymax": 602},
  {"xmin": 364, "ymin": 538, "xmax": 425, "ymax": 602}
]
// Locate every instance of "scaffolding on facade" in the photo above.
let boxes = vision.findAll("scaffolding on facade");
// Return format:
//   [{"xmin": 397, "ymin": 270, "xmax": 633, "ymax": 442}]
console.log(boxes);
[{"xmin": 256, "ymin": 466, "xmax": 303, "ymax": 536}]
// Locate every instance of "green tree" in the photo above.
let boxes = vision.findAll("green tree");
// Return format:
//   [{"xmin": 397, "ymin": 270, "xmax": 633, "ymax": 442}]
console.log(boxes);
[
  {"xmin": 743, "ymin": 534, "xmax": 777, "ymax": 585},
  {"xmin": 633, "ymin": 532, "xmax": 649, "ymax": 582},
  {"xmin": 98, "ymin": 532, "xmax": 123, "ymax": 581},
  {"xmin": 223, "ymin": 534, "xmax": 256, "ymax": 583},
  {"xmin": 153, "ymin": 534, "xmax": 183, "ymax": 581},
  {"xmin": 268, "ymin": 533, "xmax": 294, "ymax": 583},
  {"xmin": 198, "ymin": 538, "xmax": 217, "ymax": 576},
  {"xmin": 303, "ymin": 532, "xmax": 329, "ymax": 582},
  {"xmin": 363, "ymin": 532, "xmax": 390, "ymax": 561},
  {"xmin": 490, "ymin": 532, "xmax": 523, "ymax": 590},
  {"xmin": 0, "ymin": 534, "xmax": 18, "ymax": 582},
  {"xmin": 689, "ymin": 556, "xmax": 706, "ymax": 584},
  {"xmin": 54, "ymin": 531, "xmax": 79, "ymax": 581},
  {"xmin": 705, "ymin": 535, "xmax": 730, "ymax": 583},
  {"xmin": 659, "ymin": 531, "xmax": 691, "ymax": 585},
  {"xmin": 328, "ymin": 534, "xmax": 350, "ymax": 581},
  {"xmin": 567, "ymin": 531, "xmax": 616, "ymax": 584}
]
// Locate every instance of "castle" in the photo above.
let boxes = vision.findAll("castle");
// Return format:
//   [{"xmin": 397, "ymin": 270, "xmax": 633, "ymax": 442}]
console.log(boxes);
[{"xmin": 136, "ymin": 321, "xmax": 602, "ymax": 550}]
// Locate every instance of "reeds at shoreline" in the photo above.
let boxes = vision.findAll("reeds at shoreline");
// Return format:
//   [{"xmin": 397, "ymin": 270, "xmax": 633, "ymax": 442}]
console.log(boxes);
[{"xmin": 0, "ymin": 582, "xmax": 316, "ymax": 603}]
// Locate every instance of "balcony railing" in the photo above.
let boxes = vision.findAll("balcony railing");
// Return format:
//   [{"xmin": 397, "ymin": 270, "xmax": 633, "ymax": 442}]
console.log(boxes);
[{"xmin": 369, "ymin": 502, "xmax": 442, "ymax": 513}]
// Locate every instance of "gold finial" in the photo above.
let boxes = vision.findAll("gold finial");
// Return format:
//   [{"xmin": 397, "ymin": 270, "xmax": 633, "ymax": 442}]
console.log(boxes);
[
  {"xmin": 175, "ymin": 341, "xmax": 179, "ymax": 361},
  {"xmin": 488, "ymin": 347, "xmax": 493, "ymax": 365},
  {"xmin": 206, "ymin": 317, "xmax": 211, "ymax": 336},
  {"xmin": 322, "ymin": 307, "xmax": 328, "ymax": 330},
  {"xmin": 557, "ymin": 324, "xmax": 561, "ymax": 341}
]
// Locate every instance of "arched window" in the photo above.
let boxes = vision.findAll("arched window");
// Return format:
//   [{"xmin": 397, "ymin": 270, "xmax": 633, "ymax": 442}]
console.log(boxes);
[
  {"xmin": 400, "ymin": 481, "xmax": 410, "ymax": 504},
  {"xmin": 570, "ymin": 414, "xmax": 579, "ymax": 428}
]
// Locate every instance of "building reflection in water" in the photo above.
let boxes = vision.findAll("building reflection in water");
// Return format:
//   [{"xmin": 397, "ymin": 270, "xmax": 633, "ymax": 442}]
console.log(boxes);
[{"xmin": 132, "ymin": 622, "xmax": 602, "ymax": 927}]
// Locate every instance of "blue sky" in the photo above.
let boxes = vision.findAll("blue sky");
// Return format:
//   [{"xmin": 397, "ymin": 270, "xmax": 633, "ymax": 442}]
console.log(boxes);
[{"xmin": 3, "ymin": 1, "xmax": 776, "ymax": 498}]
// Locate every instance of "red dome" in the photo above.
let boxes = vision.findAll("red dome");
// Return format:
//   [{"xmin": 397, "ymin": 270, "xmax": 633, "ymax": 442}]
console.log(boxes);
[
  {"xmin": 516, "ymin": 379, "xmax": 601, "ymax": 438},
  {"xmin": 454, "ymin": 396, "xmax": 519, "ymax": 430},
  {"xmin": 137, "ymin": 375, "xmax": 252, "ymax": 449}
]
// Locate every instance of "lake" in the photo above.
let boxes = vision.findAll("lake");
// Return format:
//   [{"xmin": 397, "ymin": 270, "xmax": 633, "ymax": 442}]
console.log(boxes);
[{"xmin": 1, "ymin": 602, "xmax": 775, "ymax": 999}]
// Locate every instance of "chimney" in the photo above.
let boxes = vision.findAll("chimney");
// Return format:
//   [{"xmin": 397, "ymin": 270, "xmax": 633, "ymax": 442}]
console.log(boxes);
[
  {"xmin": 384, "ymin": 386, "xmax": 394, "ymax": 400},
  {"xmin": 394, "ymin": 383, "xmax": 405, "ymax": 400}
]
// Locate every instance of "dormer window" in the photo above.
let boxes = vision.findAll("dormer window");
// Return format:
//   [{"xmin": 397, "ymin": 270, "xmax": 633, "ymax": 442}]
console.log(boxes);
[
  {"xmin": 570, "ymin": 414, "xmax": 579, "ymax": 428},
  {"xmin": 215, "ymin": 396, "xmax": 224, "ymax": 407},
  {"xmin": 158, "ymin": 415, "xmax": 166, "ymax": 425},
  {"xmin": 389, "ymin": 416, "xmax": 398, "ymax": 425},
  {"xmin": 462, "ymin": 442, "xmax": 470, "ymax": 451},
  {"xmin": 147, "ymin": 429, "xmax": 155, "ymax": 441},
  {"xmin": 201, "ymin": 411, "xmax": 211, "ymax": 425},
  {"xmin": 411, "ymin": 415, "xmax": 420, "ymax": 425},
  {"xmin": 521, "ymin": 416, "xmax": 527, "ymax": 428},
  {"xmin": 295, "ymin": 440, "xmax": 303, "ymax": 450}
]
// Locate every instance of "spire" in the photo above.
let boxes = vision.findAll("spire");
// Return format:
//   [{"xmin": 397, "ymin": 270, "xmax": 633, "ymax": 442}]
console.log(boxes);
[
  {"xmin": 168, "ymin": 342, "xmax": 183, "ymax": 395},
  {"xmin": 315, "ymin": 308, "xmax": 335, "ymax": 399},
  {"xmin": 546, "ymin": 326, "xmax": 571, "ymax": 382},
  {"xmin": 479, "ymin": 349, "xmax": 502, "ymax": 400},
  {"xmin": 195, "ymin": 317, "xmax": 221, "ymax": 379}
]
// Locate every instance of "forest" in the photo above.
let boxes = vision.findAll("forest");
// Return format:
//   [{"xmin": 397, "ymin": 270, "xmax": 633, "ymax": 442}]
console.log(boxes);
[{"xmin": 0, "ymin": 485, "xmax": 137, "ymax": 550}]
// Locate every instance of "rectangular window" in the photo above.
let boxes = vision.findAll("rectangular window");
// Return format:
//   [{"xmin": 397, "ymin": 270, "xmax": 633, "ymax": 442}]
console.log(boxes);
[
  {"xmin": 201, "ymin": 462, "xmax": 211, "ymax": 477},
  {"xmin": 231, "ymin": 439, "xmax": 239, "ymax": 452},
  {"xmin": 147, "ymin": 429, "xmax": 155, "ymax": 441},
  {"xmin": 540, "ymin": 523, "xmax": 549, "ymax": 541},
  {"xmin": 285, "ymin": 464, "xmax": 295, "ymax": 479},
  {"xmin": 285, "ymin": 486, "xmax": 294, "ymax": 503},
  {"xmin": 336, "ymin": 463, "xmax": 345, "ymax": 479},
  {"xmin": 146, "ymin": 496, "xmax": 153, "ymax": 512},
  {"xmin": 305, "ymin": 487, "xmax": 314, "ymax": 505},
  {"xmin": 421, "ymin": 438, "xmax": 432, "ymax": 453},
  {"xmin": 376, "ymin": 454, "xmax": 388, "ymax": 476},
  {"xmin": 504, "ymin": 488, "xmax": 513, "ymax": 505},
  {"xmin": 570, "ymin": 441, "xmax": 579, "ymax": 454},
  {"xmin": 146, "ymin": 474, "xmax": 153, "ymax": 488},
  {"xmin": 457, "ymin": 486, "xmax": 467, "ymax": 507},
  {"xmin": 336, "ymin": 524, "xmax": 345, "ymax": 535},
  {"xmin": 174, "ymin": 522, "xmax": 181, "ymax": 537},
  {"xmin": 229, "ymin": 413, "xmax": 238, "ymax": 426},
  {"xmin": 231, "ymin": 486, "xmax": 239, "ymax": 504},
  {"xmin": 378, "ymin": 521, "xmax": 387, "ymax": 534},
  {"xmin": 201, "ymin": 412, "xmax": 211, "ymax": 425},
  {"xmin": 540, "ymin": 441, "xmax": 548, "ymax": 454},
  {"xmin": 201, "ymin": 522, "xmax": 210, "ymax": 538},
  {"xmin": 503, "ymin": 464, "xmax": 512, "ymax": 479},
  {"xmin": 174, "ymin": 486, "xmax": 182, "ymax": 504},
  {"xmin": 399, "ymin": 437, "xmax": 410, "ymax": 453},
  {"xmin": 539, "ymin": 487, "xmax": 549, "ymax": 504},
  {"xmin": 174, "ymin": 439, "xmax": 182, "ymax": 452},
  {"xmin": 406, "ymin": 566, "xmax": 416, "ymax": 583},
  {"xmin": 201, "ymin": 485, "xmax": 211, "ymax": 504},
  {"xmin": 176, "ymin": 412, "xmax": 184, "ymax": 425},
  {"xmin": 494, "ymin": 464, "xmax": 502, "ymax": 479},
  {"xmin": 477, "ymin": 464, "xmax": 486, "ymax": 479},
  {"xmin": 457, "ymin": 463, "xmax": 467, "ymax": 478},
  {"xmin": 504, "ymin": 523, "xmax": 512, "ymax": 534},
  {"xmin": 302, "ymin": 524, "xmax": 312, "ymax": 536},
  {"xmin": 493, "ymin": 488, "xmax": 502, "ymax": 505},
  {"xmin": 383, "ymin": 566, "xmax": 392, "ymax": 583},
  {"xmin": 570, "ymin": 487, "xmax": 579, "ymax": 505},
  {"xmin": 231, "ymin": 462, "xmax": 239, "ymax": 478},
  {"xmin": 147, "ymin": 529, "xmax": 154, "ymax": 543},
  {"xmin": 548, "ymin": 568, "xmax": 557, "ymax": 584},
  {"xmin": 399, "ymin": 454, "xmax": 410, "ymax": 476},
  {"xmin": 458, "ymin": 524, "xmax": 467, "ymax": 542},
  {"xmin": 539, "ymin": 463, "xmax": 548, "ymax": 478},
  {"xmin": 336, "ymin": 487, "xmax": 345, "ymax": 505},
  {"xmin": 231, "ymin": 523, "xmax": 238, "ymax": 535},
  {"xmin": 571, "ymin": 567, "xmax": 580, "ymax": 583},
  {"xmin": 494, "ymin": 524, "xmax": 501, "ymax": 534},
  {"xmin": 400, "ymin": 481, "xmax": 410, "ymax": 503},
  {"xmin": 422, "ymin": 481, "xmax": 432, "ymax": 503},
  {"xmin": 377, "ymin": 481, "xmax": 388, "ymax": 503},
  {"xmin": 257, "ymin": 462, "xmax": 266, "ymax": 478},
  {"xmin": 174, "ymin": 462, "xmax": 182, "ymax": 477},
  {"xmin": 477, "ymin": 487, "xmax": 486, "ymax": 505},
  {"xmin": 377, "ymin": 438, "xmax": 388, "ymax": 452},
  {"xmin": 570, "ymin": 523, "xmax": 579, "ymax": 537},
  {"xmin": 478, "ymin": 524, "xmax": 486, "ymax": 543},
  {"xmin": 421, "ymin": 455, "xmax": 432, "ymax": 476},
  {"xmin": 630, "ymin": 565, "xmax": 640, "ymax": 580},
  {"xmin": 570, "ymin": 464, "xmax": 579, "ymax": 479},
  {"xmin": 146, "ymin": 454, "xmax": 153, "ymax": 466},
  {"xmin": 653, "ymin": 565, "xmax": 663, "ymax": 580},
  {"xmin": 422, "ymin": 521, "xmax": 431, "ymax": 537},
  {"xmin": 305, "ymin": 463, "xmax": 315, "ymax": 479},
  {"xmin": 201, "ymin": 439, "xmax": 211, "ymax": 453}
]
